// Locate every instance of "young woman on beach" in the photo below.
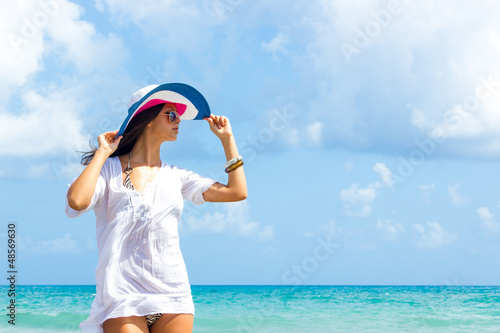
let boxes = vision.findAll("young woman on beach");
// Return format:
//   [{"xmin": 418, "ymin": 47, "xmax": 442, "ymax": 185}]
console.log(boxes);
[{"xmin": 65, "ymin": 83, "xmax": 247, "ymax": 333}]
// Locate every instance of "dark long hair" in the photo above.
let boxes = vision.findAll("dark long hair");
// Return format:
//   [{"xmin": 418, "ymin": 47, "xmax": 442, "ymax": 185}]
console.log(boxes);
[{"xmin": 81, "ymin": 104, "xmax": 165, "ymax": 166}]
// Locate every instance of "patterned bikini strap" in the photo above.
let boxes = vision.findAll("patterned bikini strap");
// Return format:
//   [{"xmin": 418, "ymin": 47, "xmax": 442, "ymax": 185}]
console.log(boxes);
[{"xmin": 123, "ymin": 151, "xmax": 135, "ymax": 190}]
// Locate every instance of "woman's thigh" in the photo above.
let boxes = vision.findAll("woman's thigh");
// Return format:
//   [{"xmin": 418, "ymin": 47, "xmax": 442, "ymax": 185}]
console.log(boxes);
[
  {"xmin": 102, "ymin": 315, "xmax": 149, "ymax": 333},
  {"xmin": 150, "ymin": 313, "xmax": 194, "ymax": 333}
]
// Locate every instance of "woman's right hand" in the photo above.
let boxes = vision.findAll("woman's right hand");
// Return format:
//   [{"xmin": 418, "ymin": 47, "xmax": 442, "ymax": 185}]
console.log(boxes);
[{"xmin": 97, "ymin": 130, "xmax": 122, "ymax": 156}]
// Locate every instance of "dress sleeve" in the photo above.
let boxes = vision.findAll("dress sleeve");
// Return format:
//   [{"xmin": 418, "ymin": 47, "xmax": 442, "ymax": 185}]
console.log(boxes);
[
  {"xmin": 180, "ymin": 168, "xmax": 217, "ymax": 205},
  {"xmin": 65, "ymin": 163, "xmax": 107, "ymax": 218}
]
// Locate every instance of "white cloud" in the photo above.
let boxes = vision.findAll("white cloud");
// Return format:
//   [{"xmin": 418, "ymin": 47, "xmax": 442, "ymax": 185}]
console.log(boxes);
[
  {"xmin": 306, "ymin": 121, "xmax": 323, "ymax": 145},
  {"xmin": 258, "ymin": 225, "xmax": 275, "ymax": 241},
  {"xmin": 413, "ymin": 223, "xmax": 424, "ymax": 234},
  {"xmin": 262, "ymin": 32, "xmax": 289, "ymax": 60},
  {"xmin": 305, "ymin": 219, "xmax": 341, "ymax": 239},
  {"xmin": 0, "ymin": 1, "xmax": 128, "ymax": 163},
  {"xmin": 418, "ymin": 183, "xmax": 435, "ymax": 192},
  {"xmin": 344, "ymin": 162, "xmax": 354, "ymax": 174},
  {"xmin": 410, "ymin": 107, "xmax": 427, "ymax": 128},
  {"xmin": 0, "ymin": 162, "xmax": 53, "ymax": 179},
  {"xmin": 318, "ymin": 219, "xmax": 340, "ymax": 239},
  {"xmin": 426, "ymin": 104, "xmax": 484, "ymax": 140},
  {"xmin": 45, "ymin": 4, "xmax": 128, "ymax": 74},
  {"xmin": 448, "ymin": 184, "xmax": 466, "ymax": 207},
  {"xmin": 477, "ymin": 207, "xmax": 500, "ymax": 232},
  {"xmin": 373, "ymin": 163, "xmax": 393, "ymax": 188},
  {"xmin": 0, "ymin": 1, "xmax": 47, "ymax": 97},
  {"xmin": 376, "ymin": 218, "xmax": 404, "ymax": 242},
  {"xmin": 0, "ymin": 1, "xmax": 127, "ymax": 93},
  {"xmin": 412, "ymin": 222, "xmax": 457, "ymax": 249},
  {"xmin": 340, "ymin": 183, "xmax": 379, "ymax": 217},
  {"xmin": 275, "ymin": 119, "xmax": 322, "ymax": 148},
  {"xmin": 183, "ymin": 201, "xmax": 273, "ymax": 241},
  {"xmin": 75, "ymin": 0, "xmax": 500, "ymax": 158},
  {"xmin": 418, "ymin": 182, "xmax": 435, "ymax": 203},
  {"xmin": 340, "ymin": 162, "xmax": 394, "ymax": 217},
  {"xmin": 253, "ymin": 104, "xmax": 301, "ymax": 149},
  {"xmin": 0, "ymin": 88, "xmax": 86, "ymax": 156},
  {"xmin": 94, "ymin": 0, "xmax": 211, "ymax": 55},
  {"xmin": 19, "ymin": 233, "xmax": 79, "ymax": 255},
  {"xmin": 85, "ymin": 234, "xmax": 96, "ymax": 250},
  {"xmin": 291, "ymin": 0, "xmax": 500, "ymax": 157},
  {"xmin": 282, "ymin": 127, "xmax": 300, "ymax": 146}
]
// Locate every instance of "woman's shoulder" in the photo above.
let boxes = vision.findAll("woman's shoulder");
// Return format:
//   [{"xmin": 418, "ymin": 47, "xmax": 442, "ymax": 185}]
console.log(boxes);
[
  {"xmin": 97, "ymin": 156, "xmax": 120, "ymax": 178},
  {"xmin": 163, "ymin": 162, "xmax": 183, "ymax": 173},
  {"xmin": 163, "ymin": 162, "xmax": 195, "ymax": 171},
  {"xmin": 162, "ymin": 162, "xmax": 194, "ymax": 178},
  {"xmin": 105, "ymin": 155, "xmax": 120, "ymax": 168}
]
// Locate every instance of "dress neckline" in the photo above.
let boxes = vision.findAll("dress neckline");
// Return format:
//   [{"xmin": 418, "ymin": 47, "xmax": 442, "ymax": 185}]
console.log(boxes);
[{"xmin": 114, "ymin": 156, "xmax": 164, "ymax": 195}]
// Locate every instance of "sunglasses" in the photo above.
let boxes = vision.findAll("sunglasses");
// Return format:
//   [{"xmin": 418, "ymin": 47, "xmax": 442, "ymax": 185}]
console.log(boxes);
[{"xmin": 158, "ymin": 110, "xmax": 179, "ymax": 123}]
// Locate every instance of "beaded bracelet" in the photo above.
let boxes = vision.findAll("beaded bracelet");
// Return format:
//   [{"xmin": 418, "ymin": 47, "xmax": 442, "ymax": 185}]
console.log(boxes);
[
  {"xmin": 224, "ymin": 155, "xmax": 242, "ymax": 169},
  {"xmin": 225, "ymin": 160, "xmax": 244, "ymax": 173}
]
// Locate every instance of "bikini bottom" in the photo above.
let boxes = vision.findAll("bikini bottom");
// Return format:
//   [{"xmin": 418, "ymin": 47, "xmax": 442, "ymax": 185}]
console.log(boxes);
[{"xmin": 146, "ymin": 313, "xmax": 163, "ymax": 327}]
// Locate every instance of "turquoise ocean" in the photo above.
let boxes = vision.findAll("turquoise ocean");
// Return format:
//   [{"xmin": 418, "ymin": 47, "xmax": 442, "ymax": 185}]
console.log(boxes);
[{"xmin": 0, "ymin": 285, "xmax": 499, "ymax": 332}]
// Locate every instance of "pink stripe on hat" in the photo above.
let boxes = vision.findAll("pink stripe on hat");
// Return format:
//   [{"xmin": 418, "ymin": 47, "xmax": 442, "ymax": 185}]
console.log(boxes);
[{"xmin": 133, "ymin": 99, "xmax": 187, "ymax": 119}]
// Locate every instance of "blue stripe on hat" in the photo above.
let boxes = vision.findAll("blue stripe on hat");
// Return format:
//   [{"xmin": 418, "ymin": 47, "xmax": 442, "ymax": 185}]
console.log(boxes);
[{"xmin": 117, "ymin": 83, "xmax": 211, "ymax": 137}]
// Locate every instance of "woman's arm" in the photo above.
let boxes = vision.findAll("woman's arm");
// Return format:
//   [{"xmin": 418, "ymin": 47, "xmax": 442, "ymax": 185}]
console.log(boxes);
[
  {"xmin": 202, "ymin": 115, "xmax": 247, "ymax": 202},
  {"xmin": 67, "ymin": 131, "xmax": 122, "ymax": 211}
]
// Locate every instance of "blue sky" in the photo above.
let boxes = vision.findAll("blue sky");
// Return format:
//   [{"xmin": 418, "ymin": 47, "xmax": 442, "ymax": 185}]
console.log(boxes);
[{"xmin": 1, "ymin": 0, "xmax": 500, "ymax": 286}]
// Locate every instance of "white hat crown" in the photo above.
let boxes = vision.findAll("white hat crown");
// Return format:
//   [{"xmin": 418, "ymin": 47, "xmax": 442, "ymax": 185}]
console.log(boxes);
[{"xmin": 127, "ymin": 85, "xmax": 159, "ymax": 109}]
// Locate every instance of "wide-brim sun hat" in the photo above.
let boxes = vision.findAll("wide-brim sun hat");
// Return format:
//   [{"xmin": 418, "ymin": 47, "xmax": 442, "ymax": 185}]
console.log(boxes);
[{"xmin": 117, "ymin": 83, "xmax": 211, "ymax": 137}]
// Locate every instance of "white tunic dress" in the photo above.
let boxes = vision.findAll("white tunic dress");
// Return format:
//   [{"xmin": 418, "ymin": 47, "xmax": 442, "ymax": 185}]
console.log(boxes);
[{"xmin": 65, "ymin": 156, "xmax": 216, "ymax": 333}]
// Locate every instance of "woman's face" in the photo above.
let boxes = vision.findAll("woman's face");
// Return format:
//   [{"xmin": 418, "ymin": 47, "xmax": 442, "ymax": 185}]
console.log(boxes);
[{"xmin": 147, "ymin": 103, "xmax": 181, "ymax": 141}]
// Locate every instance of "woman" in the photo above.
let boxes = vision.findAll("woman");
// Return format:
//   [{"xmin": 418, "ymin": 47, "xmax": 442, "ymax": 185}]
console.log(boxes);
[{"xmin": 65, "ymin": 83, "xmax": 247, "ymax": 333}]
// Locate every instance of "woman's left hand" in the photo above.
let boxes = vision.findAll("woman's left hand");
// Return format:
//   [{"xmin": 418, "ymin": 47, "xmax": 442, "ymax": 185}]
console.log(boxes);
[{"xmin": 204, "ymin": 114, "xmax": 233, "ymax": 139}]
